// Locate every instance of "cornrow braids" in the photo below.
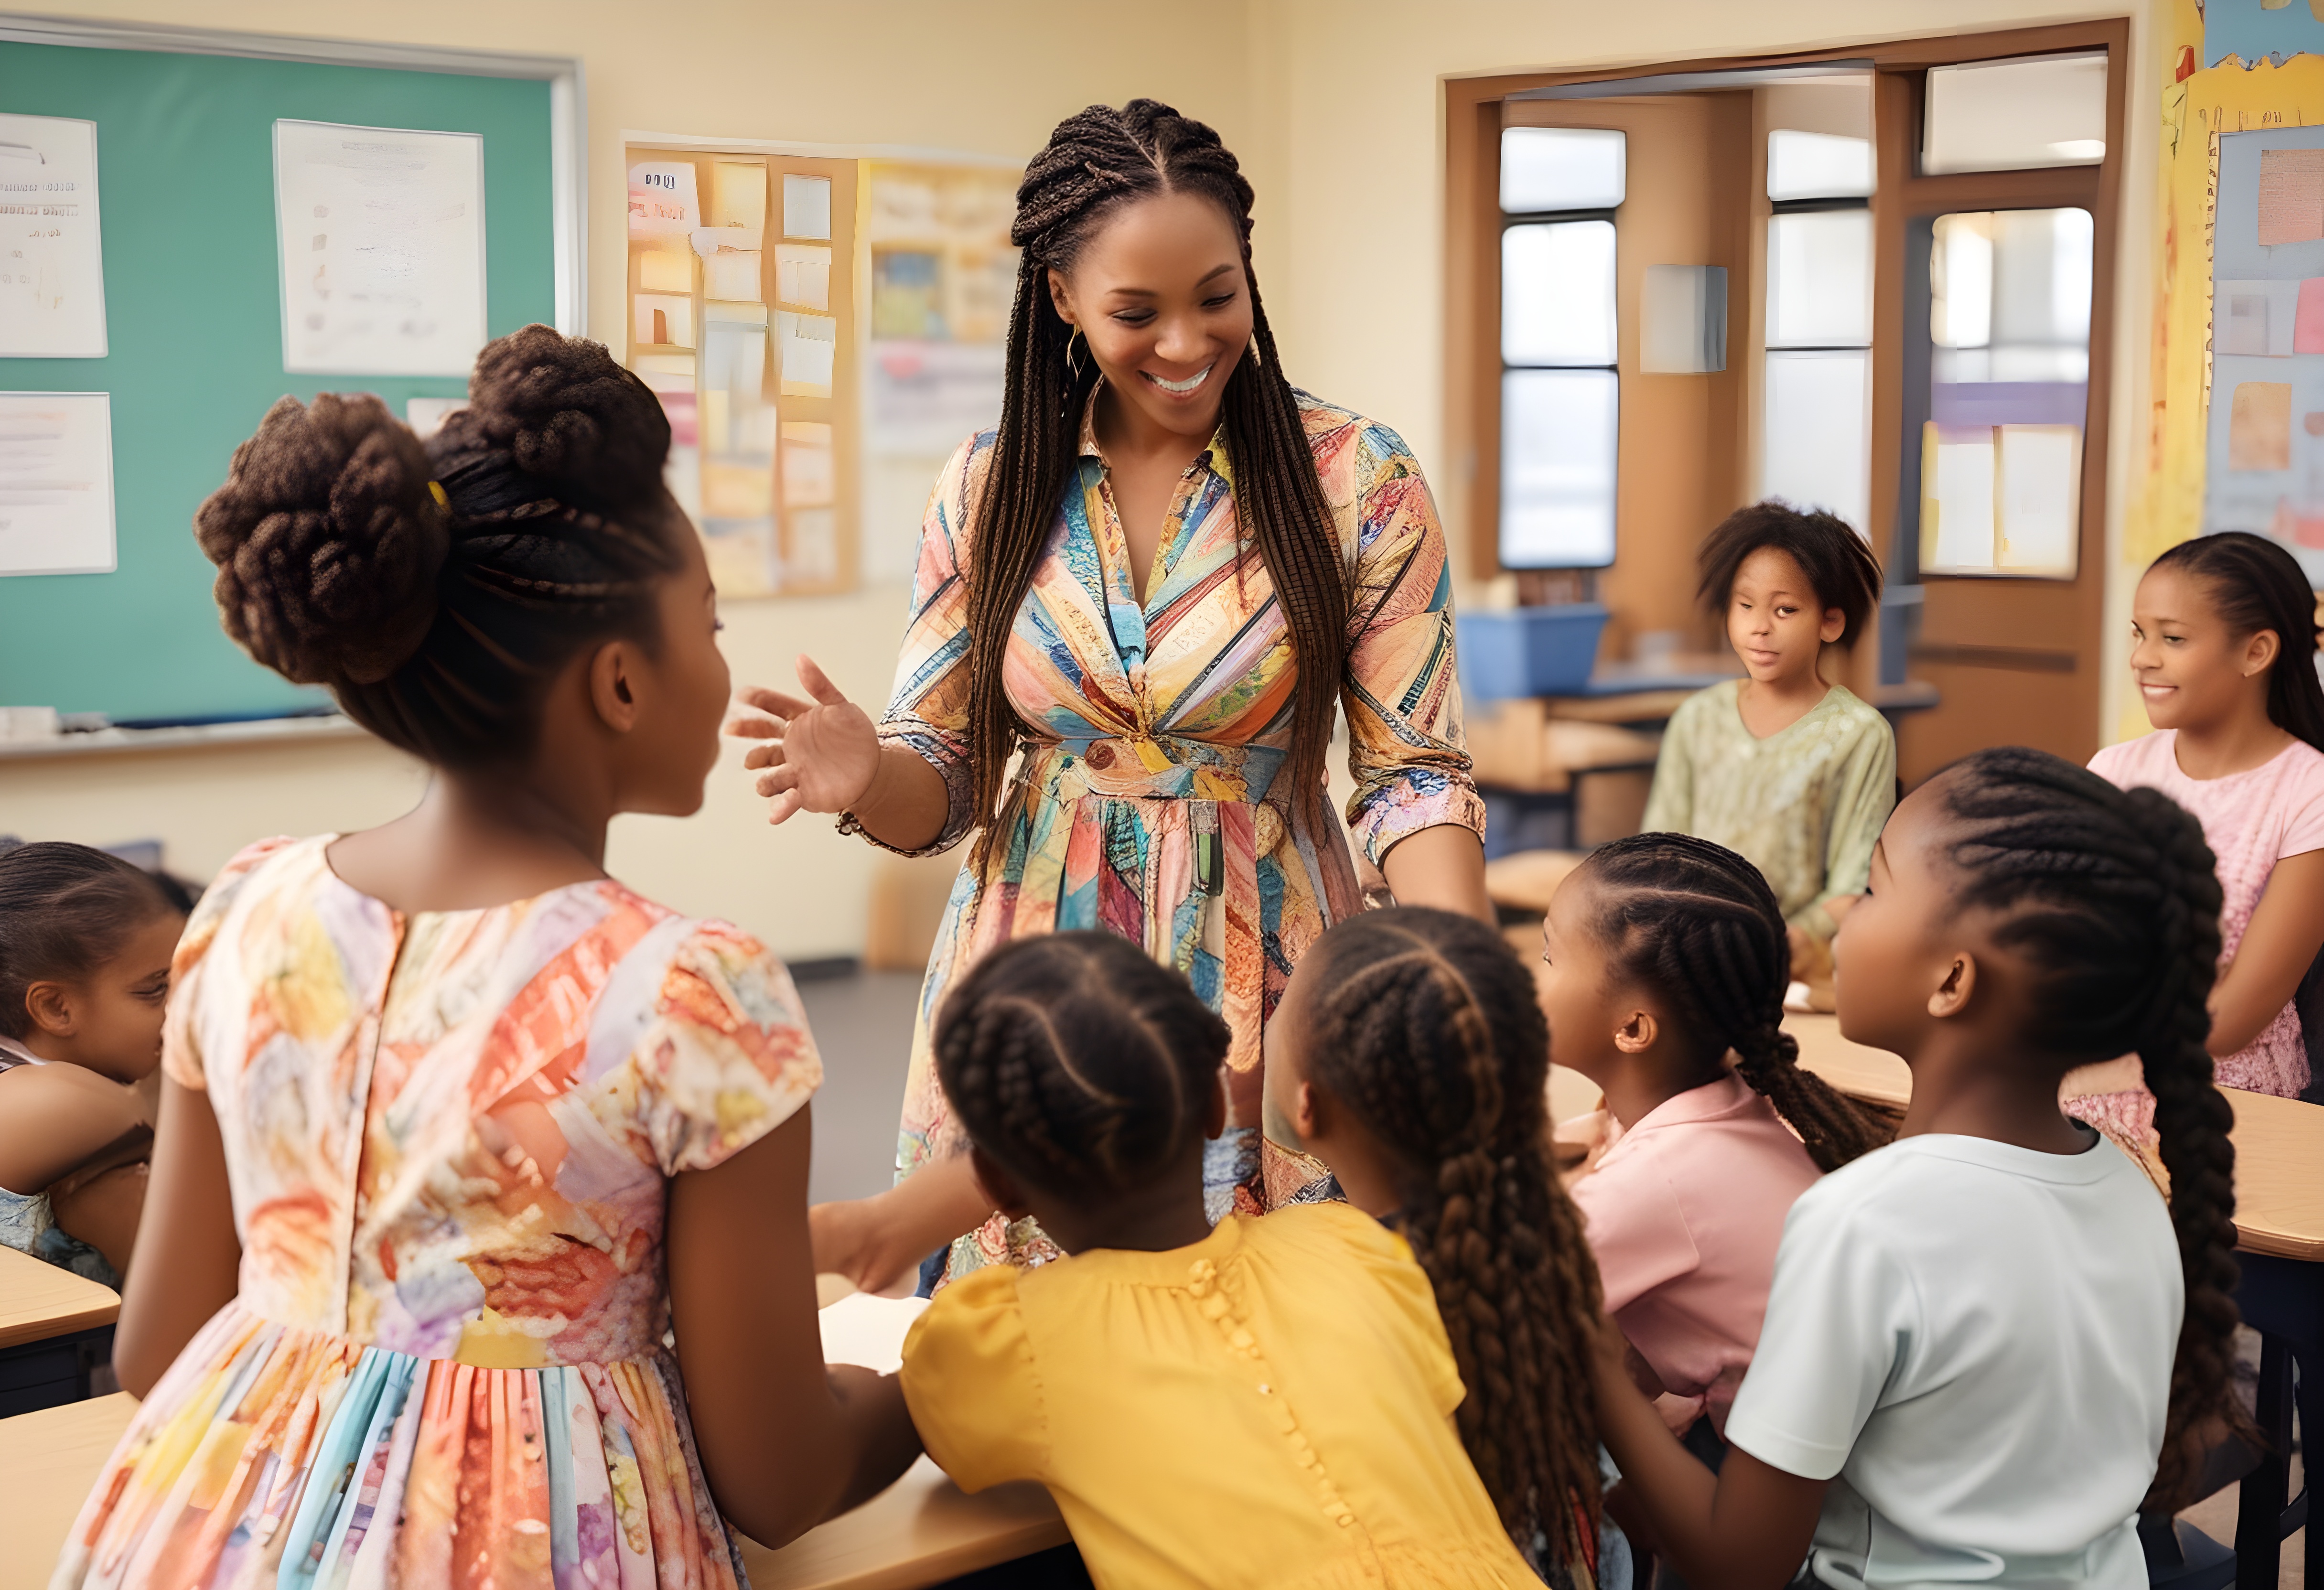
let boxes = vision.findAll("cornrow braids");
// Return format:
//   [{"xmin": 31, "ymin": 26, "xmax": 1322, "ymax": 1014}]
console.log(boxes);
[
  {"xmin": 1302, "ymin": 908, "xmax": 1601, "ymax": 1571},
  {"xmin": 1934, "ymin": 747, "xmax": 2246, "ymax": 1511},
  {"xmin": 933, "ymin": 931, "xmax": 1229, "ymax": 1201},
  {"xmin": 965, "ymin": 100, "xmax": 1347, "ymax": 868},
  {"xmin": 1580, "ymin": 833, "xmax": 1891, "ymax": 1171},
  {"xmin": 195, "ymin": 325, "xmax": 684, "ymax": 770}
]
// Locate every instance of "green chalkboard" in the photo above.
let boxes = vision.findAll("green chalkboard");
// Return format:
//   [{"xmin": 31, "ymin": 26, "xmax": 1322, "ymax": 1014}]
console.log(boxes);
[{"xmin": 0, "ymin": 39, "xmax": 554, "ymax": 724}]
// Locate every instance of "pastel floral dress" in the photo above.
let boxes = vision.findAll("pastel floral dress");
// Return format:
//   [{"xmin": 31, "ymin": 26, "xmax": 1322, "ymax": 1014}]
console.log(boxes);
[
  {"xmin": 54, "ymin": 836, "xmax": 823, "ymax": 1590},
  {"xmin": 868, "ymin": 387, "xmax": 1482, "ymax": 1278}
]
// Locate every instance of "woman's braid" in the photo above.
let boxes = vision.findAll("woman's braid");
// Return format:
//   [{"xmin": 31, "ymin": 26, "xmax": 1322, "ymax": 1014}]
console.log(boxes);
[
  {"xmin": 1304, "ymin": 908, "xmax": 1601, "ymax": 1570},
  {"xmin": 1937, "ymin": 747, "xmax": 2246, "ymax": 1511},
  {"xmin": 1583, "ymin": 834, "xmax": 1890, "ymax": 1170},
  {"xmin": 964, "ymin": 101, "xmax": 1347, "ymax": 872}
]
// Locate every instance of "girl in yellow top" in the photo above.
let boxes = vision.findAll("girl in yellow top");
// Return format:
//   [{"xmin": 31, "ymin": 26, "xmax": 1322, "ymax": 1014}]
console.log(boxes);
[{"xmin": 897, "ymin": 931, "xmax": 1574, "ymax": 1590}]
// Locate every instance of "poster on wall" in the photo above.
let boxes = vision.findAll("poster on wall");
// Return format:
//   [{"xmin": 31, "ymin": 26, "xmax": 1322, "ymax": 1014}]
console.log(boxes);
[
  {"xmin": 0, "ymin": 391, "xmax": 115, "ymax": 576},
  {"xmin": 0, "ymin": 113, "xmax": 108, "ymax": 358},
  {"xmin": 273, "ymin": 120, "xmax": 487, "ymax": 376}
]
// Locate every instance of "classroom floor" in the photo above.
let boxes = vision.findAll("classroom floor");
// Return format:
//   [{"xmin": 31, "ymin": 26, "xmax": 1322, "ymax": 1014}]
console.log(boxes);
[{"xmin": 796, "ymin": 969, "xmax": 923, "ymax": 1205}]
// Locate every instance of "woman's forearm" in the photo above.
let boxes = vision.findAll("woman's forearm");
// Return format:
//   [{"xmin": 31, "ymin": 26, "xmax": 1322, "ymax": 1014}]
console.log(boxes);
[
  {"xmin": 849, "ymin": 747, "xmax": 954, "ymax": 854},
  {"xmin": 1378, "ymin": 824, "xmax": 1494, "ymax": 924}
]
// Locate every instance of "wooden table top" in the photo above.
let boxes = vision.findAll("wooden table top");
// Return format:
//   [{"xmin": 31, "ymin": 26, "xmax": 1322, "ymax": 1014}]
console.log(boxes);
[
  {"xmin": 1784, "ymin": 1013, "xmax": 2324, "ymax": 1263},
  {"xmin": 0, "ymin": 1391, "xmax": 133, "ymax": 1590},
  {"xmin": 0, "ymin": 1245, "xmax": 119, "ymax": 1351}
]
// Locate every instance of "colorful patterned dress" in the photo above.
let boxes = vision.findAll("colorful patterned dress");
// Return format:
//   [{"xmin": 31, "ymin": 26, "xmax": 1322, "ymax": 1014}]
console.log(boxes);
[
  {"xmin": 869, "ymin": 387, "xmax": 1482, "ymax": 1276},
  {"xmin": 55, "ymin": 836, "xmax": 824, "ymax": 1590}
]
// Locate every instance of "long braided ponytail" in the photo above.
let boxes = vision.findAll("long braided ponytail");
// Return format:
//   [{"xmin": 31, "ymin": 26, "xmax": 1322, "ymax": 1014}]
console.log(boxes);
[
  {"xmin": 1935, "ymin": 747, "xmax": 2245, "ymax": 1510},
  {"xmin": 1580, "ymin": 833, "xmax": 1891, "ymax": 1170},
  {"xmin": 1302, "ymin": 908, "xmax": 1601, "ymax": 1571},
  {"xmin": 966, "ymin": 101, "xmax": 1347, "ymax": 866}
]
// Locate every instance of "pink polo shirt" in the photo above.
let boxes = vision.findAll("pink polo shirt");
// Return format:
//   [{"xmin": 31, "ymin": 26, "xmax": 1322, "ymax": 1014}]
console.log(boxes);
[{"xmin": 1566, "ymin": 1071, "xmax": 1822, "ymax": 1433}]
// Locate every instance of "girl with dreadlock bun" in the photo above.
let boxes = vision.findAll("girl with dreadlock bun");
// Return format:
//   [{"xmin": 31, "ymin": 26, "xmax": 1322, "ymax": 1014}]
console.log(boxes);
[
  {"xmin": 1264, "ymin": 907, "xmax": 1603, "ymax": 1584},
  {"xmin": 1594, "ymin": 748, "xmax": 2245, "ymax": 1590},
  {"xmin": 900, "ymin": 931, "xmax": 1558, "ymax": 1590},
  {"xmin": 731, "ymin": 100, "xmax": 1487, "ymax": 1292},
  {"xmin": 60, "ymin": 327, "xmax": 920, "ymax": 1590},
  {"xmin": 1539, "ymin": 834, "xmax": 1888, "ymax": 1464}
]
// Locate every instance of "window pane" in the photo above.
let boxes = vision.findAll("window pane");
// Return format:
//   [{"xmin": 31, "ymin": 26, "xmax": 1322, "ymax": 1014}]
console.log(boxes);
[
  {"xmin": 1641, "ymin": 265, "xmax": 1727, "ymax": 374},
  {"xmin": 1924, "ymin": 54, "xmax": 2107, "ymax": 175},
  {"xmin": 1500, "ymin": 127, "xmax": 1625, "ymax": 213},
  {"xmin": 1767, "ymin": 130, "xmax": 1873, "ymax": 201},
  {"xmin": 1923, "ymin": 209, "xmax": 2087, "ymax": 577},
  {"xmin": 1766, "ymin": 209, "xmax": 1871, "ymax": 348},
  {"xmin": 1503, "ymin": 220, "xmax": 1617, "ymax": 366},
  {"xmin": 1762, "ymin": 349, "xmax": 1871, "ymax": 534},
  {"xmin": 1501, "ymin": 369, "xmax": 1618, "ymax": 569}
]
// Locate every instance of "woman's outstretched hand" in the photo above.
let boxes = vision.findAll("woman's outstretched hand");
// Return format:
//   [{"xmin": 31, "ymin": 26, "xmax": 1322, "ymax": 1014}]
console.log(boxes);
[{"xmin": 727, "ymin": 656, "xmax": 883, "ymax": 824}]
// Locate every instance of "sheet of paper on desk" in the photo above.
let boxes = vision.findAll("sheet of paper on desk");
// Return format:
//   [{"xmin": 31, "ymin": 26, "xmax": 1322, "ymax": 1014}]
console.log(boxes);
[
  {"xmin": 0, "ymin": 391, "xmax": 115, "ymax": 575},
  {"xmin": 274, "ymin": 120, "xmax": 486, "ymax": 376},
  {"xmin": 820, "ymin": 1292, "xmax": 930, "ymax": 1375},
  {"xmin": 0, "ymin": 113, "xmax": 108, "ymax": 357}
]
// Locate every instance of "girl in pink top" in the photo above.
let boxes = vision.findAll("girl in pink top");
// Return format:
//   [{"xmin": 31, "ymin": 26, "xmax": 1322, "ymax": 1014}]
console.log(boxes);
[
  {"xmin": 2087, "ymin": 531, "xmax": 2324, "ymax": 1102},
  {"xmin": 1541, "ymin": 835, "xmax": 1891, "ymax": 1447}
]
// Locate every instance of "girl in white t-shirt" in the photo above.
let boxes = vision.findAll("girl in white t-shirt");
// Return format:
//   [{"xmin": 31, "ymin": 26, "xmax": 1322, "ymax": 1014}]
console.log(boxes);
[{"xmin": 1589, "ymin": 747, "xmax": 2245, "ymax": 1590}]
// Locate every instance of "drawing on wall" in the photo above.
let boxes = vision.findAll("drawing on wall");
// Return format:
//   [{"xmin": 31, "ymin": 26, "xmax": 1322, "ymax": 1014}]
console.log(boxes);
[
  {"xmin": 2201, "ymin": 122, "xmax": 2324, "ymax": 578},
  {"xmin": 0, "ymin": 391, "xmax": 115, "ymax": 576},
  {"xmin": 274, "ymin": 120, "xmax": 487, "ymax": 376},
  {"xmin": 0, "ymin": 113, "xmax": 107, "ymax": 358}
]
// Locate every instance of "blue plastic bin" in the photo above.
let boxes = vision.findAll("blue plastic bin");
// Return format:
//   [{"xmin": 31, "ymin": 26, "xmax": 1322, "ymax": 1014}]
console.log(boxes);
[{"xmin": 1456, "ymin": 604, "xmax": 1610, "ymax": 699}]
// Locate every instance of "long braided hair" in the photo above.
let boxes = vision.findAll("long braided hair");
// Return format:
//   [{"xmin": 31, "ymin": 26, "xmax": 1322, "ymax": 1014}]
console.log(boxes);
[
  {"xmin": 966, "ymin": 101, "xmax": 1347, "ymax": 861},
  {"xmin": 1580, "ymin": 833, "xmax": 1891, "ymax": 1170},
  {"xmin": 1934, "ymin": 747, "xmax": 2245, "ymax": 1511},
  {"xmin": 1300, "ymin": 907, "xmax": 1600, "ymax": 1569},
  {"xmin": 195, "ymin": 324, "xmax": 681, "ymax": 768},
  {"xmin": 933, "ymin": 931, "xmax": 1228, "ymax": 1200}
]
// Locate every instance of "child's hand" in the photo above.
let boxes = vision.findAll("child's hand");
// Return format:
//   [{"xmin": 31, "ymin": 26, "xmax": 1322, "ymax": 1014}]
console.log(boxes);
[{"xmin": 811, "ymin": 1194, "xmax": 934, "ymax": 1298}]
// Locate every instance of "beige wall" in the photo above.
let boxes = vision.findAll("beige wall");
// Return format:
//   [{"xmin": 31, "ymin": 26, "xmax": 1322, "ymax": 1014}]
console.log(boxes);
[{"xmin": 3, "ymin": 0, "xmax": 2160, "ymax": 956}]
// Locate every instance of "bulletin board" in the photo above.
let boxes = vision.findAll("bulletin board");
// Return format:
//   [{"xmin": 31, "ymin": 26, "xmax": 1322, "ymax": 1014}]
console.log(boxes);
[
  {"xmin": 0, "ymin": 20, "xmax": 577, "ymax": 726},
  {"xmin": 2140, "ymin": 0, "xmax": 2324, "ymax": 584}
]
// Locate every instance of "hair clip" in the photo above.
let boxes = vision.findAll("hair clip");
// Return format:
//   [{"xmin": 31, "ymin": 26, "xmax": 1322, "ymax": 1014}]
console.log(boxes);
[{"xmin": 427, "ymin": 481, "xmax": 450, "ymax": 509}]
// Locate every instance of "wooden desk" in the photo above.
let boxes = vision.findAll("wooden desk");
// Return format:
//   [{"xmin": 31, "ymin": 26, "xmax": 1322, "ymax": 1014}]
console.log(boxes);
[
  {"xmin": 740, "ymin": 1462, "xmax": 1069, "ymax": 1590},
  {"xmin": 0, "ymin": 1391, "xmax": 134, "ymax": 1590},
  {"xmin": 0, "ymin": 1246, "xmax": 118, "ymax": 1351},
  {"xmin": 1784, "ymin": 1013, "xmax": 2324, "ymax": 1260}
]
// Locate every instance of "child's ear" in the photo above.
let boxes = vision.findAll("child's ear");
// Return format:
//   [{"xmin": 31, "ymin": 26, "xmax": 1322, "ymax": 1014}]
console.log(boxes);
[
  {"xmin": 1819, "ymin": 607, "xmax": 1847, "ymax": 645},
  {"xmin": 1927, "ymin": 950, "xmax": 1979, "ymax": 1019},
  {"xmin": 588, "ymin": 640, "xmax": 642, "ymax": 732},
  {"xmin": 22, "ymin": 980, "xmax": 77, "ymax": 1039},
  {"xmin": 968, "ymin": 1146, "xmax": 1033, "ymax": 1221},
  {"xmin": 1613, "ymin": 1007, "xmax": 1659, "ymax": 1054},
  {"xmin": 2241, "ymin": 625, "xmax": 2282, "ymax": 679}
]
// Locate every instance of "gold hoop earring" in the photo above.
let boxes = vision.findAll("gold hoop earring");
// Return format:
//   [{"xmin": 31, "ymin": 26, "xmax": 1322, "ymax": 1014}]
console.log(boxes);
[{"xmin": 1065, "ymin": 325, "xmax": 1088, "ymax": 386}]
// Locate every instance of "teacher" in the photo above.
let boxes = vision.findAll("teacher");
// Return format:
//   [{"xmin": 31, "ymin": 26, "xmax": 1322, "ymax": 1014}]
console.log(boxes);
[{"xmin": 733, "ymin": 99, "xmax": 1489, "ymax": 1289}]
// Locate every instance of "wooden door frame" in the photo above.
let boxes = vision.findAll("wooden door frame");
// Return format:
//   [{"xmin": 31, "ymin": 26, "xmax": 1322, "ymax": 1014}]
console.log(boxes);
[{"xmin": 1445, "ymin": 20, "xmax": 2132, "ymax": 725}]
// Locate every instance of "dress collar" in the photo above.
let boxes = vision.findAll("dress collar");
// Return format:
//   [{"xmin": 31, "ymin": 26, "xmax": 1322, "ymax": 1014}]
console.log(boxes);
[
  {"xmin": 1074, "ymin": 377, "xmax": 1234, "ymax": 491},
  {"xmin": 0, "ymin": 1034, "xmax": 49, "ymax": 1070}
]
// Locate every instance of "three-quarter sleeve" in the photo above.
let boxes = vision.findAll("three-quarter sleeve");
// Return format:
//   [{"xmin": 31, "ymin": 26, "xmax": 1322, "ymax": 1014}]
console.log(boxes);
[
  {"xmin": 1796, "ymin": 711, "xmax": 1897, "ymax": 939},
  {"xmin": 867, "ymin": 432, "xmax": 994, "ymax": 859},
  {"xmin": 1338, "ymin": 426, "xmax": 1487, "ymax": 867}
]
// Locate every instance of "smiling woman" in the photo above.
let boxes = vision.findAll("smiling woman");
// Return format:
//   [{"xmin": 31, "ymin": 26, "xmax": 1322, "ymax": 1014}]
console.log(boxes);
[{"xmin": 730, "ymin": 100, "xmax": 1490, "ymax": 1289}]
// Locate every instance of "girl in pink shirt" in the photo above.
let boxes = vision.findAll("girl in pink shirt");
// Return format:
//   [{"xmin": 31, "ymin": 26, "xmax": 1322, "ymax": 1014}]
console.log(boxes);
[
  {"xmin": 1542, "ymin": 834, "xmax": 1891, "ymax": 1450},
  {"xmin": 2083, "ymin": 531, "xmax": 2324, "ymax": 1104}
]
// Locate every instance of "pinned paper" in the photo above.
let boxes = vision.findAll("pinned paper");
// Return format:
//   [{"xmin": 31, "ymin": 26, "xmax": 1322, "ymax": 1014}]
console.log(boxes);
[
  {"xmin": 2230, "ymin": 381, "xmax": 2293, "ymax": 471},
  {"xmin": 2258, "ymin": 148, "xmax": 2324, "ymax": 245},
  {"xmin": 628, "ymin": 161, "xmax": 699, "ymax": 240},
  {"xmin": 778, "ymin": 311, "xmax": 837, "ymax": 396},
  {"xmin": 703, "ymin": 248, "xmax": 762, "ymax": 302},
  {"xmin": 2295, "ymin": 279, "xmax": 2324, "ymax": 353},
  {"xmin": 0, "ymin": 114, "xmax": 108, "ymax": 358},
  {"xmin": 275, "ymin": 121, "xmax": 486, "ymax": 376},
  {"xmin": 0, "ymin": 391, "xmax": 114, "ymax": 575},
  {"xmin": 782, "ymin": 420, "xmax": 836, "ymax": 508},
  {"xmin": 637, "ymin": 250, "xmax": 692, "ymax": 294},
  {"xmin": 783, "ymin": 174, "xmax": 832, "ymax": 241},
  {"xmin": 710, "ymin": 161, "xmax": 766, "ymax": 248},
  {"xmin": 775, "ymin": 243, "xmax": 832, "ymax": 311},
  {"xmin": 2219, "ymin": 279, "xmax": 2301, "ymax": 355},
  {"xmin": 634, "ymin": 292, "xmax": 694, "ymax": 350}
]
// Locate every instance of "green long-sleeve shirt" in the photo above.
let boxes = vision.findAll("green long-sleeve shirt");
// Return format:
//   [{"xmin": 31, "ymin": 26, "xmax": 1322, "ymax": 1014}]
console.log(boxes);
[{"xmin": 1640, "ymin": 680, "xmax": 1897, "ymax": 941}]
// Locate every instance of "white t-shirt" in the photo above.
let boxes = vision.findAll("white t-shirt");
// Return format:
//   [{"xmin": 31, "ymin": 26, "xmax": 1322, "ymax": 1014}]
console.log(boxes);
[{"xmin": 1724, "ymin": 1134, "xmax": 2181, "ymax": 1590}]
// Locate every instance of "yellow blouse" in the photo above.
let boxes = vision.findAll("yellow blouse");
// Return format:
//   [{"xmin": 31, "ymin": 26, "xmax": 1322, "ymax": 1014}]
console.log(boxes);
[{"xmin": 898, "ymin": 1203, "xmax": 1548, "ymax": 1590}]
